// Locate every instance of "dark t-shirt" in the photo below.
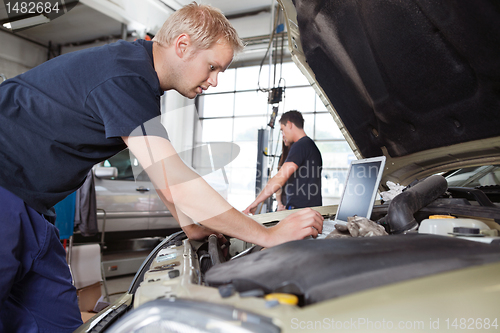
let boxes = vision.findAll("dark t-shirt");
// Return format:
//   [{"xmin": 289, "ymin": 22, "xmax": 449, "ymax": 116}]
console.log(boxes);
[
  {"xmin": 0, "ymin": 40, "xmax": 165, "ymax": 215},
  {"xmin": 284, "ymin": 136, "xmax": 323, "ymax": 208}
]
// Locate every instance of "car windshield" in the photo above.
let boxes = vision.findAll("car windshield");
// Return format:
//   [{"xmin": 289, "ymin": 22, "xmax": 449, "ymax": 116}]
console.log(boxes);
[
  {"xmin": 445, "ymin": 165, "xmax": 500, "ymax": 187},
  {"xmin": 101, "ymin": 149, "xmax": 150, "ymax": 181}
]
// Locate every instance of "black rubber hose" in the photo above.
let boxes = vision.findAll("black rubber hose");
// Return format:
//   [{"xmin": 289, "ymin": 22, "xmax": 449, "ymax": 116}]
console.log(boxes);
[
  {"xmin": 208, "ymin": 234, "xmax": 226, "ymax": 266},
  {"xmin": 380, "ymin": 175, "xmax": 449, "ymax": 234}
]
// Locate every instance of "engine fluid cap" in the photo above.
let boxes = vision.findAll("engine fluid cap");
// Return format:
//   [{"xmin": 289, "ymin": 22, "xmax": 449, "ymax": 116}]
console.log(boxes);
[
  {"xmin": 429, "ymin": 215, "xmax": 456, "ymax": 219},
  {"xmin": 264, "ymin": 293, "xmax": 299, "ymax": 305}
]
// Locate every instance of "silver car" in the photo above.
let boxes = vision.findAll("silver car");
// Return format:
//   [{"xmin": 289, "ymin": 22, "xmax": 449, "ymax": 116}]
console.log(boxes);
[
  {"xmin": 93, "ymin": 149, "xmax": 178, "ymax": 237},
  {"xmin": 92, "ymin": 148, "xmax": 228, "ymax": 238}
]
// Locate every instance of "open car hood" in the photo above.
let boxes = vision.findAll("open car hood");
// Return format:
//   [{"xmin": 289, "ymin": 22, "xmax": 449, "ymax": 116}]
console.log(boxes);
[{"xmin": 279, "ymin": 0, "xmax": 500, "ymax": 185}]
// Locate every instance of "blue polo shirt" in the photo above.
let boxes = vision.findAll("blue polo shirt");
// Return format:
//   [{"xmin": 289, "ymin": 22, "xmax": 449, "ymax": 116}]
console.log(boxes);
[{"xmin": 0, "ymin": 40, "xmax": 164, "ymax": 215}]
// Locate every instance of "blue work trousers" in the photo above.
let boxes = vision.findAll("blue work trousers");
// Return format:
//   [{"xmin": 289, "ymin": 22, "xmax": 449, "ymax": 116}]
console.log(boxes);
[{"xmin": 0, "ymin": 186, "xmax": 83, "ymax": 332}]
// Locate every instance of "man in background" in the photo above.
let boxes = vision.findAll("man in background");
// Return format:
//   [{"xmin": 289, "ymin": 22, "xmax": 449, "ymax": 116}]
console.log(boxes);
[{"xmin": 244, "ymin": 110, "xmax": 323, "ymax": 214}]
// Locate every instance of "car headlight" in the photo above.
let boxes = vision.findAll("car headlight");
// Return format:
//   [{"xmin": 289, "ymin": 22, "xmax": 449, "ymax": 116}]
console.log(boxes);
[{"xmin": 107, "ymin": 298, "xmax": 280, "ymax": 333}]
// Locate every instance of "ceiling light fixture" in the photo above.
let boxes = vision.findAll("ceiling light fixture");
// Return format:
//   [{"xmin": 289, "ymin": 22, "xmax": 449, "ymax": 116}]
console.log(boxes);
[{"xmin": 2, "ymin": 14, "xmax": 50, "ymax": 30}]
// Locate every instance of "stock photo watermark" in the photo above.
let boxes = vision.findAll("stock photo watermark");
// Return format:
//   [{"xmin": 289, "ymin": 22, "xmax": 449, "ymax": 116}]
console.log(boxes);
[
  {"xmin": 2, "ymin": 0, "xmax": 79, "ymax": 31},
  {"xmin": 291, "ymin": 317, "xmax": 499, "ymax": 331}
]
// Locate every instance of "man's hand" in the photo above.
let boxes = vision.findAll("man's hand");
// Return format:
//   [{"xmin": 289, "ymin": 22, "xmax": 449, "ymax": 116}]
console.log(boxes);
[
  {"xmin": 264, "ymin": 208, "xmax": 324, "ymax": 247},
  {"xmin": 276, "ymin": 203, "xmax": 286, "ymax": 211},
  {"xmin": 242, "ymin": 162, "xmax": 298, "ymax": 215},
  {"xmin": 242, "ymin": 203, "xmax": 257, "ymax": 215}
]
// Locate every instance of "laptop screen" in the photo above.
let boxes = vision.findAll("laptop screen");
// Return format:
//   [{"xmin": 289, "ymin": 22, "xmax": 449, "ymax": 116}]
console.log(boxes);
[{"xmin": 334, "ymin": 156, "xmax": 386, "ymax": 223}]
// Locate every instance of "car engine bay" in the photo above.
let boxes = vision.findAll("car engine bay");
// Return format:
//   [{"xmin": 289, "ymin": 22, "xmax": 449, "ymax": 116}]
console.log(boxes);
[
  {"xmin": 79, "ymin": 175, "xmax": 500, "ymax": 332},
  {"xmin": 129, "ymin": 176, "xmax": 500, "ymax": 308}
]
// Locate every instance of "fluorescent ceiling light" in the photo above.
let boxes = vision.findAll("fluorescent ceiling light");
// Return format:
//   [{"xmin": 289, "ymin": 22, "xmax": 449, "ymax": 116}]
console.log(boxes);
[
  {"xmin": 157, "ymin": 0, "xmax": 183, "ymax": 10},
  {"xmin": 3, "ymin": 14, "xmax": 50, "ymax": 30}
]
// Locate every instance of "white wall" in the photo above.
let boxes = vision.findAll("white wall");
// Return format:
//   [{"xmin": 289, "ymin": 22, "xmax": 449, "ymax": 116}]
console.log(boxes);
[{"xmin": 0, "ymin": 30, "xmax": 47, "ymax": 79}]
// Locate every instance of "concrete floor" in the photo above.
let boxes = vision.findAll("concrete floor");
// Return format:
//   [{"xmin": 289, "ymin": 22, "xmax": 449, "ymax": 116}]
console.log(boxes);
[{"xmin": 101, "ymin": 273, "xmax": 135, "ymax": 304}]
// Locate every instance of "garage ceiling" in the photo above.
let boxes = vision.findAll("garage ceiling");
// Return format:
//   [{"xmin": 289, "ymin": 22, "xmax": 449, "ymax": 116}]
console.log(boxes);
[{"xmin": 0, "ymin": 0, "xmax": 276, "ymax": 48}]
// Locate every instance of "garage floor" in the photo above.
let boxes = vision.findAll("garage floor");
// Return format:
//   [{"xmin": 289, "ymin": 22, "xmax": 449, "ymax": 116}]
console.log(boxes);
[
  {"xmin": 102, "ymin": 273, "xmax": 135, "ymax": 304},
  {"xmin": 99, "ymin": 241, "xmax": 154, "ymax": 303}
]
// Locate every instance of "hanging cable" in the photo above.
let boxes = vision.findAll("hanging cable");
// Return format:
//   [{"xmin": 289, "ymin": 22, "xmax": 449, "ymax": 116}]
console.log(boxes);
[{"xmin": 257, "ymin": 3, "xmax": 280, "ymax": 93}]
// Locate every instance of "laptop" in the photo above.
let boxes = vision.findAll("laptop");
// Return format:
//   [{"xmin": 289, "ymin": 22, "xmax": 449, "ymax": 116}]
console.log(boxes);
[{"xmin": 318, "ymin": 156, "xmax": 386, "ymax": 238}]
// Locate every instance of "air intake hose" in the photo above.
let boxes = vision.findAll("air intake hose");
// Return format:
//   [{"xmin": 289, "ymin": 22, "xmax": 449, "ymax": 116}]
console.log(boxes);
[{"xmin": 379, "ymin": 175, "xmax": 448, "ymax": 234}]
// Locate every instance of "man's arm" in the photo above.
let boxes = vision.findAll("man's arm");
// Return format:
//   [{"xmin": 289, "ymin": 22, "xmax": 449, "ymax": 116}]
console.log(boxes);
[
  {"xmin": 275, "ymin": 188, "xmax": 286, "ymax": 211},
  {"xmin": 155, "ymin": 188, "xmax": 219, "ymax": 241},
  {"xmin": 122, "ymin": 135, "xmax": 323, "ymax": 247},
  {"xmin": 243, "ymin": 162, "xmax": 298, "ymax": 215}
]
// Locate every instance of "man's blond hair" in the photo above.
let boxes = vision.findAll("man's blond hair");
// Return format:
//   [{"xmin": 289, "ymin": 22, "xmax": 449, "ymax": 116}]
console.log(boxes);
[{"xmin": 153, "ymin": 2, "xmax": 244, "ymax": 53}]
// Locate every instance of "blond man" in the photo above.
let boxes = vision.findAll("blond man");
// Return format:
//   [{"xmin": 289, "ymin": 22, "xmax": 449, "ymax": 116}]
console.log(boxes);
[{"xmin": 0, "ymin": 3, "xmax": 323, "ymax": 331}]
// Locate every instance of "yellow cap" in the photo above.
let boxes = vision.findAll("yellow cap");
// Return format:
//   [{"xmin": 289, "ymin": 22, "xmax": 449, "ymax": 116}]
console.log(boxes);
[
  {"xmin": 429, "ymin": 215, "xmax": 456, "ymax": 219},
  {"xmin": 264, "ymin": 293, "xmax": 299, "ymax": 305}
]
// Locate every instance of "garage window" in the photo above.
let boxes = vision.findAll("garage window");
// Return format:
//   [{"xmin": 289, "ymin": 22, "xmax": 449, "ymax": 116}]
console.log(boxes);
[{"xmin": 195, "ymin": 62, "xmax": 355, "ymax": 210}]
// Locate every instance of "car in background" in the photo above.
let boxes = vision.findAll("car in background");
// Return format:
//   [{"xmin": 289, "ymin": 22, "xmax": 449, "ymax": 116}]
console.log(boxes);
[
  {"xmin": 76, "ymin": 0, "xmax": 500, "ymax": 332},
  {"xmin": 92, "ymin": 148, "xmax": 178, "ymax": 240},
  {"xmin": 444, "ymin": 165, "xmax": 500, "ymax": 188},
  {"xmin": 94, "ymin": 149, "xmax": 179, "ymax": 237},
  {"xmin": 90, "ymin": 148, "xmax": 229, "ymax": 240}
]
